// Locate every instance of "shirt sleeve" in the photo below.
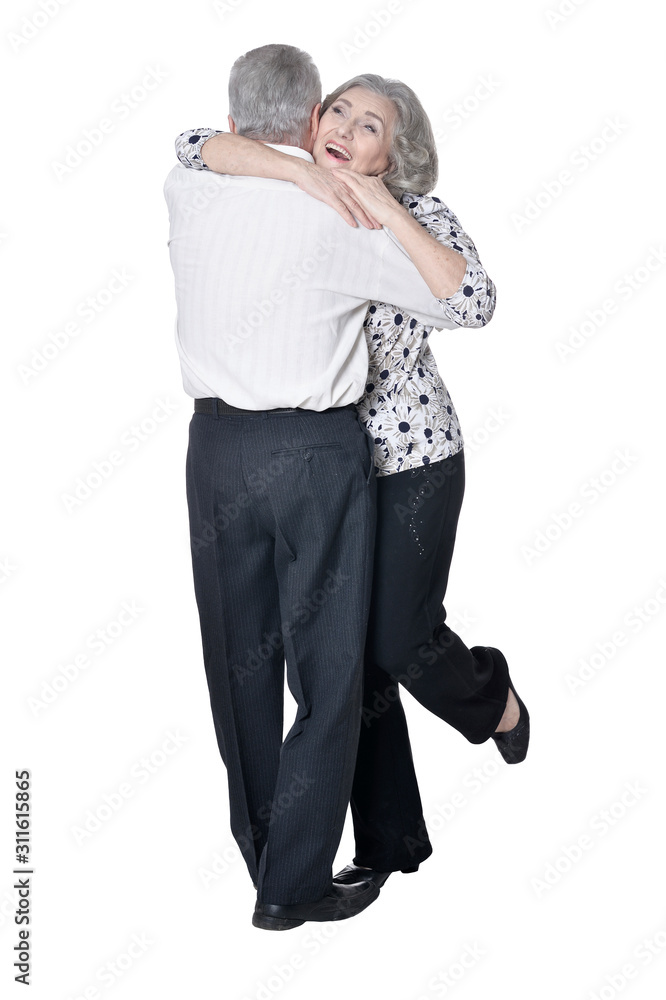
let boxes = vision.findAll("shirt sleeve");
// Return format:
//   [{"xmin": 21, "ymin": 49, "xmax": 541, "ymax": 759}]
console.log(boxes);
[
  {"xmin": 175, "ymin": 129, "xmax": 224, "ymax": 170},
  {"xmin": 401, "ymin": 193, "xmax": 496, "ymax": 327}
]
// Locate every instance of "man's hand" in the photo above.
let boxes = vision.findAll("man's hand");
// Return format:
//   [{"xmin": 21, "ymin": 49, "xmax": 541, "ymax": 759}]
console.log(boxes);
[{"xmin": 294, "ymin": 162, "xmax": 382, "ymax": 229}]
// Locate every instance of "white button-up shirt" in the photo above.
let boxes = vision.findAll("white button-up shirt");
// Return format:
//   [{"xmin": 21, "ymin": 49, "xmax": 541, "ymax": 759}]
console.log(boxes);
[{"xmin": 163, "ymin": 144, "xmax": 458, "ymax": 411}]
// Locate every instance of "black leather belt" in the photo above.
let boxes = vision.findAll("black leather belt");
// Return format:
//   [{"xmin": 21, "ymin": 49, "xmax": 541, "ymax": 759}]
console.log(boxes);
[{"xmin": 194, "ymin": 397, "xmax": 357, "ymax": 416}]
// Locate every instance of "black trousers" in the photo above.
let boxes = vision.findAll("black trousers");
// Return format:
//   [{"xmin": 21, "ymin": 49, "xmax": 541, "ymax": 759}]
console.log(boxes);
[
  {"xmin": 185, "ymin": 404, "xmax": 376, "ymax": 905},
  {"xmin": 349, "ymin": 448, "xmax": 510, "ymax": 871}
]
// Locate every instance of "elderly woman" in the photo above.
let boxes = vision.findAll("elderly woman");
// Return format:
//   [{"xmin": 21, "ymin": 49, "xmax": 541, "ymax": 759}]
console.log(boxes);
[{"xmin": 175, "ymin": 73, "xmax": 529, "ymax": 887}]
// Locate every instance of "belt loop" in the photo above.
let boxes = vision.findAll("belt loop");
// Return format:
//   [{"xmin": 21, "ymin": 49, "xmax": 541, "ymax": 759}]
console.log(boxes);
[{"xmin": 213, "ymin": 398, "xmax": 219, "ymax": 420}]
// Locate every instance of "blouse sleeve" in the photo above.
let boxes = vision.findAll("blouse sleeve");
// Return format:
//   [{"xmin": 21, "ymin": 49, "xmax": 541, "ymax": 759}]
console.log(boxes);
[
  {"xmin": 403, "ymin": 193, "xmax": 496, "ymax": 327},
  {"xmin": 175, "ymin": 128, "xmax": 225, "ymax": 169}
]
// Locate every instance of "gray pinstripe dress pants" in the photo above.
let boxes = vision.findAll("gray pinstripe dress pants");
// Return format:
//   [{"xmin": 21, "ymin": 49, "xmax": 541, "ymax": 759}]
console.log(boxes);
[{"xmin": 185, "ymin": 402, "xmax": 376, "ymax": 905}]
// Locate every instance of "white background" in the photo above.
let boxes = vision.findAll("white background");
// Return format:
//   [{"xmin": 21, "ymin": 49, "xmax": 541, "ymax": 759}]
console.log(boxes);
[{"xmin": 3, "ymin": 0, "xmax": 665, "ymax": 997}]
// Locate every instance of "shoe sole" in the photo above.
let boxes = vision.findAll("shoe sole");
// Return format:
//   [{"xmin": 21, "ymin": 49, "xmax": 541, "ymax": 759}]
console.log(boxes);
[{"xmin": 252, "ymin": 912, "xmax": 306, "ymax": 931}]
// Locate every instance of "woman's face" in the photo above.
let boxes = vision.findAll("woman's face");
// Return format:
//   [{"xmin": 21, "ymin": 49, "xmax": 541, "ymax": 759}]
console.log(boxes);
[{"xmin": 312, "ymin": 86, "xmax": 396, "ymax": 177}]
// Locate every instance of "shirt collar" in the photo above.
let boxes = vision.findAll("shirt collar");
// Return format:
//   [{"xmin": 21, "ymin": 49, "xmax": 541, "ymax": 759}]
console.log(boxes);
[{"xmin": 263, "ymin": 142, "xmax": 314, "ymax": 163}]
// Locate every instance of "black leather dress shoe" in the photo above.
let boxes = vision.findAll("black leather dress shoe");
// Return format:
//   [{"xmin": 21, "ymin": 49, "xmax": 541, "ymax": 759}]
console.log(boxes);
[
  {"xmin": 491, "ymin": 671, "xmax": 530, "ymax": 764},
  {"xmin": 333, "ymin": 863, "xmax": 419, "ymax": 888},
  {"xmin": 252, "ymin": 879, "xmax": 380, "ymax": 931}
]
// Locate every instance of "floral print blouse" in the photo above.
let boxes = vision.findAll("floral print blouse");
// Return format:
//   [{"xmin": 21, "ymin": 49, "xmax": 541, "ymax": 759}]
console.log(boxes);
[{"xmin": 175, "ymin": 129, "xmax": 496, "ymax": 476}]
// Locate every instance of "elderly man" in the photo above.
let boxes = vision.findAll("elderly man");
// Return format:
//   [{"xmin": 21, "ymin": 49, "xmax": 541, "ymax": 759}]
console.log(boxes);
[{"xmin": 163, "ymin": 43, "xmax": 461, "ymax": 930}]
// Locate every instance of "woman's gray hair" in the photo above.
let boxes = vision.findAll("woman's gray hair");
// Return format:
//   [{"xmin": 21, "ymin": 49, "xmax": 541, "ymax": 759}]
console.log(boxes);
[
  {"xmin": 229, "ymin": 44, "xmax": 321, "ymax": 146},
  {"xmin": 321, "ymin": 74, "xmax": 438, "ymax": 199}
]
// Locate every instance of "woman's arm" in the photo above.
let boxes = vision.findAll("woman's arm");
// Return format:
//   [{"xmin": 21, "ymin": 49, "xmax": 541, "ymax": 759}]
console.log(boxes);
[
  {"xmin": 384, "ymin": 209, "xmax": 467, "ymax": 300},
  {"xmin": 407, "ymin": 195, "xmax": 496, "ymax": 327},
  {"xmin": 331, "ymin": 171, "xmax": 470, "ymax": 300},
  {"xmin": 174, "ymin": 128, "xmax": 379, "ymax": 229}
]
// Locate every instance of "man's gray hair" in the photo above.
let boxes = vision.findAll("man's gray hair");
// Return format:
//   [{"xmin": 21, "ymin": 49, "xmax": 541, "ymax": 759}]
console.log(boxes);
[
  {"xmin": 229, "ymin": 44, "xmax": 321, "ymax": 146},
  {"xmin": 321, "ymin": 74, "xmax": 438, "ymax": 199}
]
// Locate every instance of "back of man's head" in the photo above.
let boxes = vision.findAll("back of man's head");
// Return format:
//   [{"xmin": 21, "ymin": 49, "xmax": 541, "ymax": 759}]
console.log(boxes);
[{"xmin": 228, "ymin": 43, "xmax": 321, "ymax": 147}]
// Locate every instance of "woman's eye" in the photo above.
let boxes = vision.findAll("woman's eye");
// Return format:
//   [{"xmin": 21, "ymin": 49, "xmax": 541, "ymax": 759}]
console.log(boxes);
[{"xmin": 329, "ymin": 105, "xmax": 376, "ymax": 132}]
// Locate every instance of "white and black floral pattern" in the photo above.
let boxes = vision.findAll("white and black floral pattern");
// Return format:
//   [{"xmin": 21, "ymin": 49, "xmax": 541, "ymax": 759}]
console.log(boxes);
[{"xmin": 175, "ymin": 129, "xmax": 496, "ymax": 476}]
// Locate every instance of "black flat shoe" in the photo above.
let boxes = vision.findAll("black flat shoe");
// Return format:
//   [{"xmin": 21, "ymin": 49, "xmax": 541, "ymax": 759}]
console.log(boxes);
[
  {"xmin": 252, "ymin": 879, "xmax": 380, "ymax": 931},
  {"xmin": 491, "ymin": 676, "xmax": 530, "ymax": 764},
  {"xmin": 333, "ymin": 863, "xmax": 419, "ymax": 888}
]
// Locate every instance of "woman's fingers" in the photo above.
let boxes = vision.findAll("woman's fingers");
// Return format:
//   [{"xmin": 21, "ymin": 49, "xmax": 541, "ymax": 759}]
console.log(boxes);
[
  {"xmin": 328, "ymin": 193, "xmax": 375, "ymax": 229},
  {"xmin": 328, "ymin": 188, "xmax": 380, "ymax": 229},
  {"xmin": 342, "ymin": 197, "xmax": 381, "ymax": 229},
  {"xmin": 331, "ymin": 198, "xmax": 358, "ymax": 227},
  {"xmin": 350, "ymin": 201, "xmax": 381, "ymax": 228},
  {"xmin": 330, "ymin": 169, "xmax": 397, "ymax": 226}
]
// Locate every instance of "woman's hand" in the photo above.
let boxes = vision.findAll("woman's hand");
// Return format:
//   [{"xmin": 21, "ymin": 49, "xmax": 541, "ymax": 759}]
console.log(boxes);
[
  {"xmin": 329, "ymin": 169, "xmax": 404, "ymax": 228},
  {"xmin": 295, "ymin": 162, "xmax": 382, "ymax": 229}
]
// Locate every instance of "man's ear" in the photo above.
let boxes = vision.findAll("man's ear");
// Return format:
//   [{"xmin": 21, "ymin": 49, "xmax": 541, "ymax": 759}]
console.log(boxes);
[
  {"xmin": 310, "ymin": 102, "xmax": 321, "ymax": 142},
  {"xmin": 227, "ymin": 114, "xmax": 237, "ymax": 134}
]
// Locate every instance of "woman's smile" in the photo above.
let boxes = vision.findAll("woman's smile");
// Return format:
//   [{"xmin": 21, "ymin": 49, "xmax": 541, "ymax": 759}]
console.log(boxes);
[{"xmin": 324, "ymin": 141, "xmax": 352, "ymax": 162}]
